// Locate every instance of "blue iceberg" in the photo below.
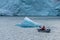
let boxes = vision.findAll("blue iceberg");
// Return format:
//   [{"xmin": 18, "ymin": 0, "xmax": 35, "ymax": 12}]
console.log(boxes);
[{"xmin": 16, "ymin": 17, "xmax": 41, "ymax": 28}]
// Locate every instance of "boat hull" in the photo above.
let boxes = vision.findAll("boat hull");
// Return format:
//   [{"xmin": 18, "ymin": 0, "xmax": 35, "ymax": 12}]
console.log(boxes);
[{"xmin": 37, "ymin": 29, "xmax": 51, "ymax": 33}]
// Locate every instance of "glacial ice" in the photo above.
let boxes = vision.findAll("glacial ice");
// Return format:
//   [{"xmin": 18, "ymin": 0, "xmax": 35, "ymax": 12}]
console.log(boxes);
[
  {"xmin": 0, "ymin": 0, "xmax": 60, "ymax": 16},
  {"xmin": 16, "ymin": 17, "xmax": 41, "ymax": 28}
]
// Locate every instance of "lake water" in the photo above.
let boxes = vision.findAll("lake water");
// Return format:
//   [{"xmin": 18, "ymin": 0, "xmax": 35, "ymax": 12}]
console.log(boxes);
[{"xmin": 0, "ymin": 17, "xmax": 60, "ymax": 40}]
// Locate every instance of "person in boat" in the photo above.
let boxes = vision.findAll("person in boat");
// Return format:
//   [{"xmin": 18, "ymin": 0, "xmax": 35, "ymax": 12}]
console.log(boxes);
[{"xmin": 41, "ymin": 26, "xmax": 46, "ymax": 30}]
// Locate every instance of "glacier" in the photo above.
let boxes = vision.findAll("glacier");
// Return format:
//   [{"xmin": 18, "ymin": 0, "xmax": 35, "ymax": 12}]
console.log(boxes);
[{"xmin": 0, "ymin": 0, "xmax": 60, "ymax": 16}]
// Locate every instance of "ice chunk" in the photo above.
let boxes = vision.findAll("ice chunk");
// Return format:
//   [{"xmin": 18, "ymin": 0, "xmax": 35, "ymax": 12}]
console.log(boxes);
[{"xmin": 16, "ymin": 17, "xmax": 41, "ymax": 28}]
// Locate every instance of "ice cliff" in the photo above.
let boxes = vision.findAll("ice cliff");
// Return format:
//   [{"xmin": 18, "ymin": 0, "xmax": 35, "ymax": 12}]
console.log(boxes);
[{"xmin": 0, "ymin": 0, "xmax": 60, "ymax": 16}]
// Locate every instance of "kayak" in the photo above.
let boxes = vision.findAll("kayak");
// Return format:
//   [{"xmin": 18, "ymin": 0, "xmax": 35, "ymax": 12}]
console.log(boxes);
[{"xmin": 37, "ymin": 29, "xmax": 51, "ymax": 33}]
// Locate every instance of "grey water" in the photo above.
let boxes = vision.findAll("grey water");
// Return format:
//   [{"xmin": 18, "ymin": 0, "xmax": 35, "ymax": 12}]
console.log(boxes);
[{"xmin": 0, "ymin": 17, "xmax": 60, "ymax": 40}]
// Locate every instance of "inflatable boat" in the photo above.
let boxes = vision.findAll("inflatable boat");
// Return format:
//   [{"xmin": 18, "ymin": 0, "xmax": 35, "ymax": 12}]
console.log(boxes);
[{"xmin": 37, "ymin": 28, "xmax": 51, "ymax": 33}]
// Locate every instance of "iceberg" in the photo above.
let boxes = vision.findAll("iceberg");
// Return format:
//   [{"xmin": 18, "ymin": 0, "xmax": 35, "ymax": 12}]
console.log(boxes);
[{"xmin": 16, "ymin": 17, "xmax": 41, "ymax": 28}]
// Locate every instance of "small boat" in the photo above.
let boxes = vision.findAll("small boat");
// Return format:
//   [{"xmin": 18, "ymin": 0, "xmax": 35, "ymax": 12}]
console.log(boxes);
[{"xmin": 37, "ymin": 28, "xmax": 51, "ymax": 33}]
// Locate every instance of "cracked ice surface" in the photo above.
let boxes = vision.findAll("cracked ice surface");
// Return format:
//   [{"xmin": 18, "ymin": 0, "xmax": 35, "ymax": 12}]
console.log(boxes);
[{"xmin": 0, "ymin": 0, "xmax": 60, "ymax": 16}]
